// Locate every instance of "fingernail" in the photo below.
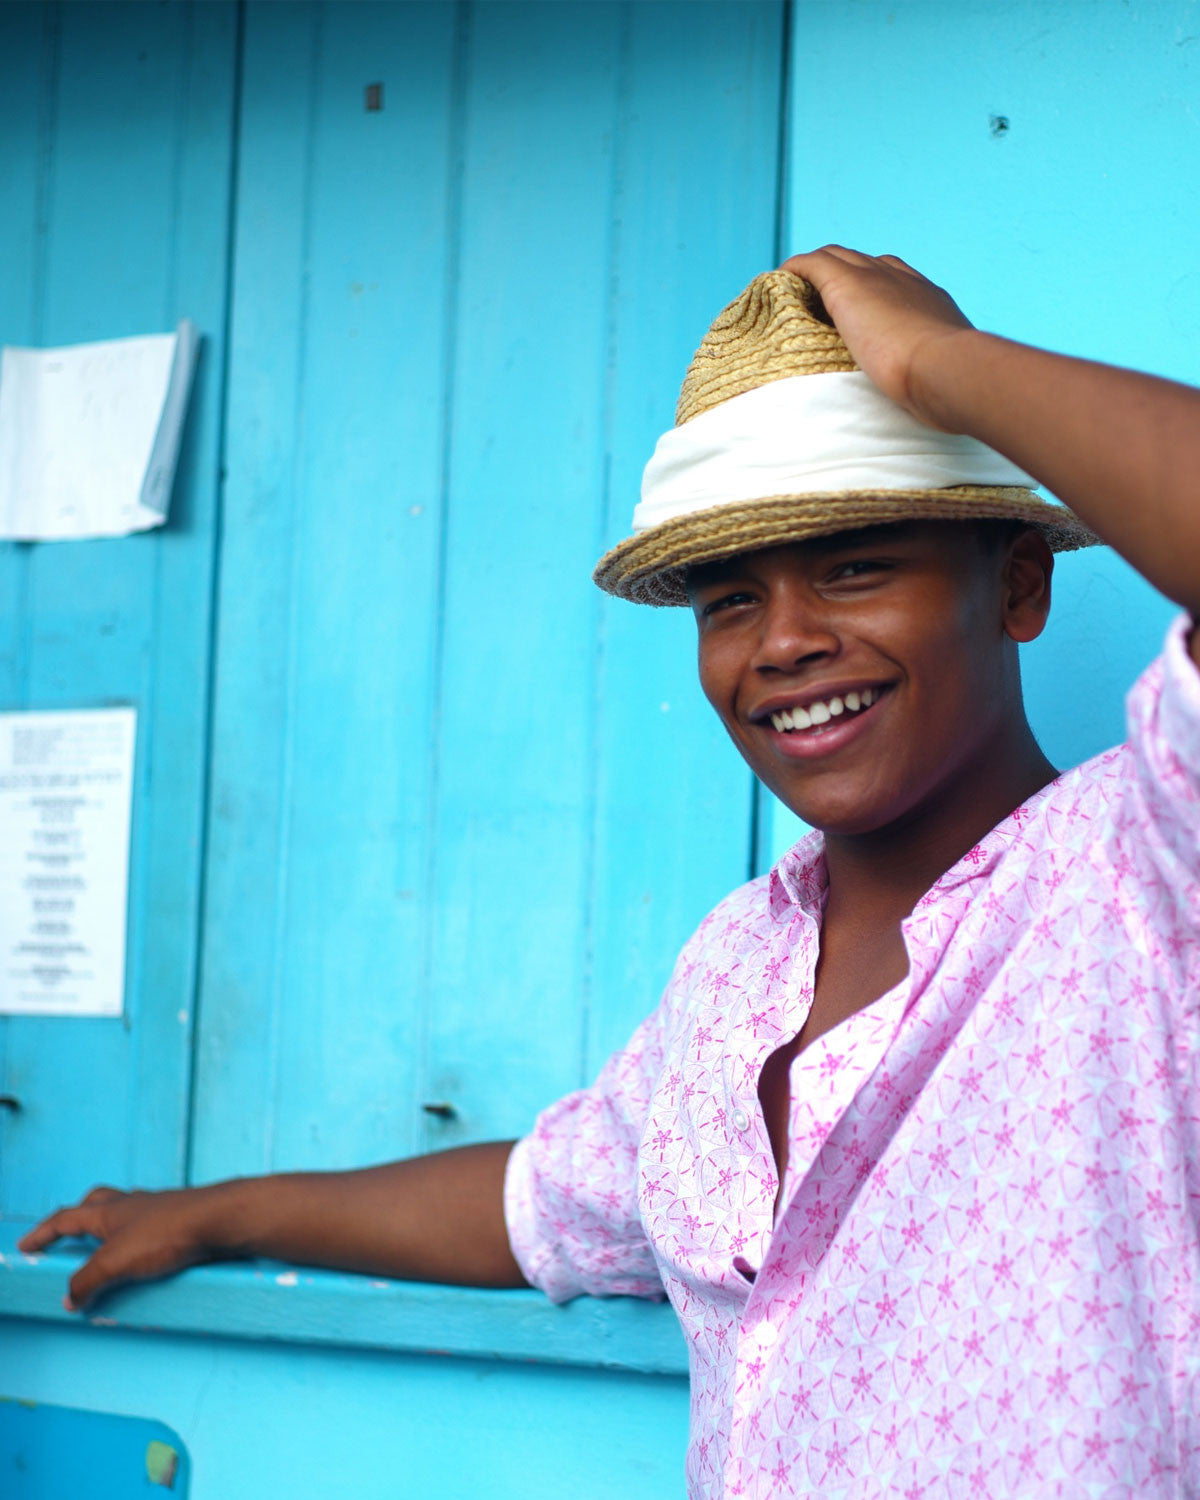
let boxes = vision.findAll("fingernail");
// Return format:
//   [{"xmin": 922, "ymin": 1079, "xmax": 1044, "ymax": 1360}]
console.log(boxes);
[{"xmin": 62, "ymin": 1295, "xmax": 76, "ymax": 1312}]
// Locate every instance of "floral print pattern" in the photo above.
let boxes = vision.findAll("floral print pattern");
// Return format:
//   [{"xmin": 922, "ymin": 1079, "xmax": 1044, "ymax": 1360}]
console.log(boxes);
[{"xmin": 506, "ymin": 618, "xmax": 1200, "ymax": 1498}]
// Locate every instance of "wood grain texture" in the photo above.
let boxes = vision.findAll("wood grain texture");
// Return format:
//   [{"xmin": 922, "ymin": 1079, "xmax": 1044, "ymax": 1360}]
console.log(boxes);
[
  {"xmin": 0, "ymin": 1313, "xmax": 689, "ymax": 1499},
  {"xmin": 770, "ymin": 0, "xmax": 1186, "ymax": 863},
  {"xmin": 191, "ymin": 0, "xmax": 460, "ymax": 1178},
  {"xmin": 192, "ymin": 0, "xmax": 783, "ymax": 1179},
  {"xmin": 0, "ymin": 1, "xmax": 238, "ymax": 1216}
]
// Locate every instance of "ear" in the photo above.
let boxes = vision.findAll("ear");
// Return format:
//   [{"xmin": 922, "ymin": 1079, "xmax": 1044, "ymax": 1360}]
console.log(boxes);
[{"xmin": 1001, "ymin": 528, "xmax": 1053, "ymax": 644}]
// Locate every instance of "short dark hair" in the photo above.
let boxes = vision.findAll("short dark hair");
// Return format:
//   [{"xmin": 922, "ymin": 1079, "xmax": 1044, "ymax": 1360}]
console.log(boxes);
[{"xmin": 972, "ymin": 518, "xmax": 1029, "ymax": 555}]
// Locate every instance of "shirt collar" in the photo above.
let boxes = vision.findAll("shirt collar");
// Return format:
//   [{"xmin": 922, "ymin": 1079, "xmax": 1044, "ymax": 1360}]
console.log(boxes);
[
  {"xmin": 767, "ymin": 771, "xmax": 1068, "ymax": 920},
  {"xmin": 768, "ymin": 830, "xmax": 827, "ymax": 921},
  {"xmin": 916, "ymin": 771, "xmax": 1067, "ymax": 906}
]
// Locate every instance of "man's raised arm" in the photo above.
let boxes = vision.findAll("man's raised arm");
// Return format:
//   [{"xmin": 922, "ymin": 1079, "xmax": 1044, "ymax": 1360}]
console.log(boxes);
[
  {"xmin": 17, "ymin": 1142, "xmax": 527, "ymax": 1310},
  {"xmin": 783, "ymin": 246, "xmax": 1200, "ymax": 641}
]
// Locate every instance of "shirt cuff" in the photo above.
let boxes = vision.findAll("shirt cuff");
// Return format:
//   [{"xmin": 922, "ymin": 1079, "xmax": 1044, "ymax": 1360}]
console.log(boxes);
[
  {"xmin": 503, "ymin": 1133, "xmax": 573, "ymax": 1304},
  {"xmin": 1157, "ymin": 611, "xmax": 1200, "ymax": 776}
]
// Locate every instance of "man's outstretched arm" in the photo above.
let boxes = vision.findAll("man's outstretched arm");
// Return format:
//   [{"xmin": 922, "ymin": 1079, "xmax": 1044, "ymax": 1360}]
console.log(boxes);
[
  {"xmin": 783, "ymin": 246, "xmax": 1200, "ymax": 648},
  {"xmin": 17, "ymin": 1142, "xmax": 527, "ymax": 1311}
]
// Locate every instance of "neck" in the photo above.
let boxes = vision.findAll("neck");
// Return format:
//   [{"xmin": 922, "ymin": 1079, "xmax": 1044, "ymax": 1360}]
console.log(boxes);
[{"xmin": 821, "ymin": 717, "xmax": 1056, "ymax": 930}]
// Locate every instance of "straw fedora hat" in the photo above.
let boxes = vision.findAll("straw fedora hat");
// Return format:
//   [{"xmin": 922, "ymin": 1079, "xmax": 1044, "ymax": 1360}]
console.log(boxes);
[{"xmin": 593, "ymin": 270, "xmax": 1097, "ymax": 606}]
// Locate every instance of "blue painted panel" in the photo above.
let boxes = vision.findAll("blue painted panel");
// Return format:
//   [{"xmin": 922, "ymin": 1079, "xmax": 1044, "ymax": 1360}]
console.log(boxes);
[
  {"xmin": 0, "ymin": 2, "xmax": 237, "ymax": 1214},
  {"xmin": 0, "ymin": 1319, "xmax": 689, "ymax": 1500},
  {"xmin": 585, "ymin": 0, "xmax": 784, "ymax": 1075},
  {"xmin": 423, "ymin": 0, "xmax": 784, "ymax": 1144},
  {"xmin": 0, "ymin": 1222, "xmax": 687, "ymax": 1375},
  {"xmin": 0, "ymin": 1399, "xmax": 189, "ymax": 1498},
  {"xmin": 191, "ymin": 0, "xmax": 460, "ymax": 1178},
  {"xmin": 421, "ymin": 0, "xmax": 628, "ymax": 1142},
  {"xmin": 192, "ymin": 0, "xmax": 784, "ymax": 1176},
  {"xmin": 770, "ymin": 0, "xmax": 1192, "ymax": 861},
  {"xmin": 0, "ymin": 4, "xmax": 46, "ymax": 702}
]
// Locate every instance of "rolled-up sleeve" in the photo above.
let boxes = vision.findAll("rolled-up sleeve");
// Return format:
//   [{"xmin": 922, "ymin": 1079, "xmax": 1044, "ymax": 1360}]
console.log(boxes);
[
  {"xmin": 504, "ymin": 1003, "xmax": 671, "ymax": 1304},
  {"xmin": 1126, "ymin": 613, "xmax": 1200, "ymax": 904}
]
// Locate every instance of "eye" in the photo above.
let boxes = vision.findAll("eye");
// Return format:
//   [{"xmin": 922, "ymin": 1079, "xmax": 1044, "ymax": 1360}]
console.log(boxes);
[
  {"xmin": 700, "ymin": 590, "xmax": 755, "ymax": 617},
  {"xmin": 827, "ymin": 558, "xmax": 892, "ymax": 582}
]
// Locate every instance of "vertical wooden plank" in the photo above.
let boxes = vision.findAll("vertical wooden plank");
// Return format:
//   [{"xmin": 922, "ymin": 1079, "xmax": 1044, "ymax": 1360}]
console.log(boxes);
[
  {"xmin": 194, "ymin": 0, "xmax": 787, "ymax": 1176},
  {"xmin": 776, "ymin": 0, "xmax": 1184, "ymax": 858},
  {"xmin": 416, "ymin": 1, "xmax": 624, "ymax": 1146},
  {"xmin": 0, "ymin": 1, "xmax": 237, "ymax": 1214},
  {"xmin": 192, "ymin": 0, "xmax": 458, "ymax": 1178},
  {"xmin": 128, "ymin": 1, "xmax": 238, "ymax": 1189},
  {"xmin": 188, "ymin": 0, "xmax": 321, "ymax": 1180},
  {"xmin": 585, "ymin": 0, "xmax": 785, "ymax": 1076},
  {"xmin": 0, "ymin": 0, "xmax": 55, "ymax": 1187}
]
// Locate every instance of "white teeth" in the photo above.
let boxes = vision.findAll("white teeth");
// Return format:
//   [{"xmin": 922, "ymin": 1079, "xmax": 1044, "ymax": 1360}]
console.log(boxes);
[{"xmin": 769, "ymin": 688, "xmax": 883, "ymax": 733}]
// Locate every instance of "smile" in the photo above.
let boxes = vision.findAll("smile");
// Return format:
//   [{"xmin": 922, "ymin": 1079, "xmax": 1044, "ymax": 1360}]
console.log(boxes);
[
  {"xmin": 752, "ymin": 683, "xmax": 894, "ymax": 762},
  {"xmin": 768, "ymin": 687, "xmax": 881, "ymax": 733}
]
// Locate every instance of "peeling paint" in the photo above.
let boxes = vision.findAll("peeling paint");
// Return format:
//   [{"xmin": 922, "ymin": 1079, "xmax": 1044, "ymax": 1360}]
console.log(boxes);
[{"xmin": 145, "ymin": 1438, "xmax": 179, "ymax": 1488}]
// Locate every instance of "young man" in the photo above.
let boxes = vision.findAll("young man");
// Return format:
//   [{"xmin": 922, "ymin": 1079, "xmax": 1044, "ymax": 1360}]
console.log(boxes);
[{"xmin": 23, "ymin": 249, "xmax": 1200, "ymax": 1496}]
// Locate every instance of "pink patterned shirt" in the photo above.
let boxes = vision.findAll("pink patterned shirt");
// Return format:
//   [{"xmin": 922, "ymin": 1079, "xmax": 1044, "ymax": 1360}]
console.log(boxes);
[{"xmin": 505, "ymin": 618, "xmax": 1200, "ymax": 1499}]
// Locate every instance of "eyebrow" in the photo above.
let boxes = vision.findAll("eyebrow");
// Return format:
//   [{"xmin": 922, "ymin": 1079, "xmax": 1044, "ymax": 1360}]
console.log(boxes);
[
  {"xmin": 687, "ymin": 524, "xmax": 921, "ymax": 587},
  {"xmin": 800, "ymin": 524, "xmax": 922, "ymax": 555}
]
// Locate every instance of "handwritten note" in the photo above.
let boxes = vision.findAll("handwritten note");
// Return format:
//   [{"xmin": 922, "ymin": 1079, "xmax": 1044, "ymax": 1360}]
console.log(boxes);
[
  {"xmin": 0, "ymin": 708, "xmax": 137, "ymax": 1017},
  {"xmin": 0, "ymin": 322, "xmax": 198, "ymax": 540}
]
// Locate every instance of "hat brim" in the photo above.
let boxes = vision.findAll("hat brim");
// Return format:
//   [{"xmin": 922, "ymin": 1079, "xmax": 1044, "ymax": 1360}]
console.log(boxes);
[{"xmin": 592, "ymin": 488, "xmax": 1100, "ymax": 606}]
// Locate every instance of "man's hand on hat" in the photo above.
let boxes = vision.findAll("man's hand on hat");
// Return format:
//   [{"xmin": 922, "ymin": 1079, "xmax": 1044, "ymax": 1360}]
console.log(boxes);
[{"xmin": 779, "ymin": 247, "xmax": 975, "ymax": 431}]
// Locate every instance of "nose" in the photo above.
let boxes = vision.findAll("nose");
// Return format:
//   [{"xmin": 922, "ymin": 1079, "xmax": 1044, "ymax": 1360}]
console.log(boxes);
[{"xmin": 750, "ymin": 583, "xmax": 840, "ymax": 674}]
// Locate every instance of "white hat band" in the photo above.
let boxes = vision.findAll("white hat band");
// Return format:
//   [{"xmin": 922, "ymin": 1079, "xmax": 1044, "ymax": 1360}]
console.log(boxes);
[{"xmin": 633, "ymin": 371, "xmax": 1037, "ymax": 534}]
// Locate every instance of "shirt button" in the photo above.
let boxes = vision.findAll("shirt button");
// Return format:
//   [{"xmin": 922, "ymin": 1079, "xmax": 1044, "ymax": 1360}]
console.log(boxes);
[{"xmin": 731, "ymin": 1107, "xmax": 750, "ymax": 1131}]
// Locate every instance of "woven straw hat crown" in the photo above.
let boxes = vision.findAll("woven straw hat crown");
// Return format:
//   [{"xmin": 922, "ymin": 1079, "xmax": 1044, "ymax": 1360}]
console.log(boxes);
[
  {"xmin": 592, "ymin": 270, "xmax": 1097, "ymax": 605},
  {"xmin": 675, "ymin": 269, "xmax": 856, "ymax": 424}
]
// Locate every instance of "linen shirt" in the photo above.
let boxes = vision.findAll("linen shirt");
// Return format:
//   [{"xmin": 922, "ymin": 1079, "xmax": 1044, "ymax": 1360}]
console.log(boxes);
[{"xmin": 505, "ymin": 617, "xmax": 1200, "ymax": 1499}]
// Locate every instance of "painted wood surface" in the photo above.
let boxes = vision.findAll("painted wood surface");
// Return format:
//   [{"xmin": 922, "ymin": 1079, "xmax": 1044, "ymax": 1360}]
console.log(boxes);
[
  {"xmin": 0, "ymin": 0, "xmax": 238, "ymax": 1216},
  {"xmin": 0, "ymin": 1221, "xmax": 687, "ymax": 1375},
  {"xmin": 0, "ymin": 1317, "xmax": 688, "ymax": 1500},
  {"xmin": 4, "ymin": 4, "xmax": 1200, "ymax": 1498},
  {"xmin": 0, "ymin": 15, "xmax": 778, "ymax": 1485},
  {"xmin": 0, "ymin": 1398, "xmax": 190, "ymax": 1498},
  {"xmin": 769, "ymin": 0, "xmax": 1192, "ymax": 859},
  {"xmin": 192, "ymin": 0, "xmax": 783, "ymax": 1181}
]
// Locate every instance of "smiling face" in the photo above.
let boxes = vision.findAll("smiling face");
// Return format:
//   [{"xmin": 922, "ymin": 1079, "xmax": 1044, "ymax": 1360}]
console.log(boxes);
[{"xmin": 687, "ymin": 521, "xmax": 1053, "ymax": 838}]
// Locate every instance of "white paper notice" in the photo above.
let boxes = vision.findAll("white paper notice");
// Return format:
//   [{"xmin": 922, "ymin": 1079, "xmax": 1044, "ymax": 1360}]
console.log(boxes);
[
  {"xmin": 0, "ymin": 321, "xmax": 199, "ymax": 540},
  {"xmin": 0, "ymin": 708, "xmax": 136, "ymax": 1017}
]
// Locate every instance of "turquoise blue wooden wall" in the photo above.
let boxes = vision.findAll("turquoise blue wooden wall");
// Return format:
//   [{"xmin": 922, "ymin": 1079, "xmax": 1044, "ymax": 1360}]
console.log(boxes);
[
  {"xmin": 195, "ymin": 0, "xmax": 782, "ymax": 1184},
  {"xmin": 0, "ymin": 0, "xmax": 237, "ymax": 1217},
  {"xmin": 0, "ymin": 0, "xmax": 784, "ymax": 1211},
  {"xmin": 769, "ymin": 0, "xmax": 1190, "ymax": 856},
  {"xmin": 4, "ymin": 3, "xmax": 1200, "ymax": 1497},
  {"xmin": 0, "ymin": 2, "xmax": 782, "ymax": 1495}
]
